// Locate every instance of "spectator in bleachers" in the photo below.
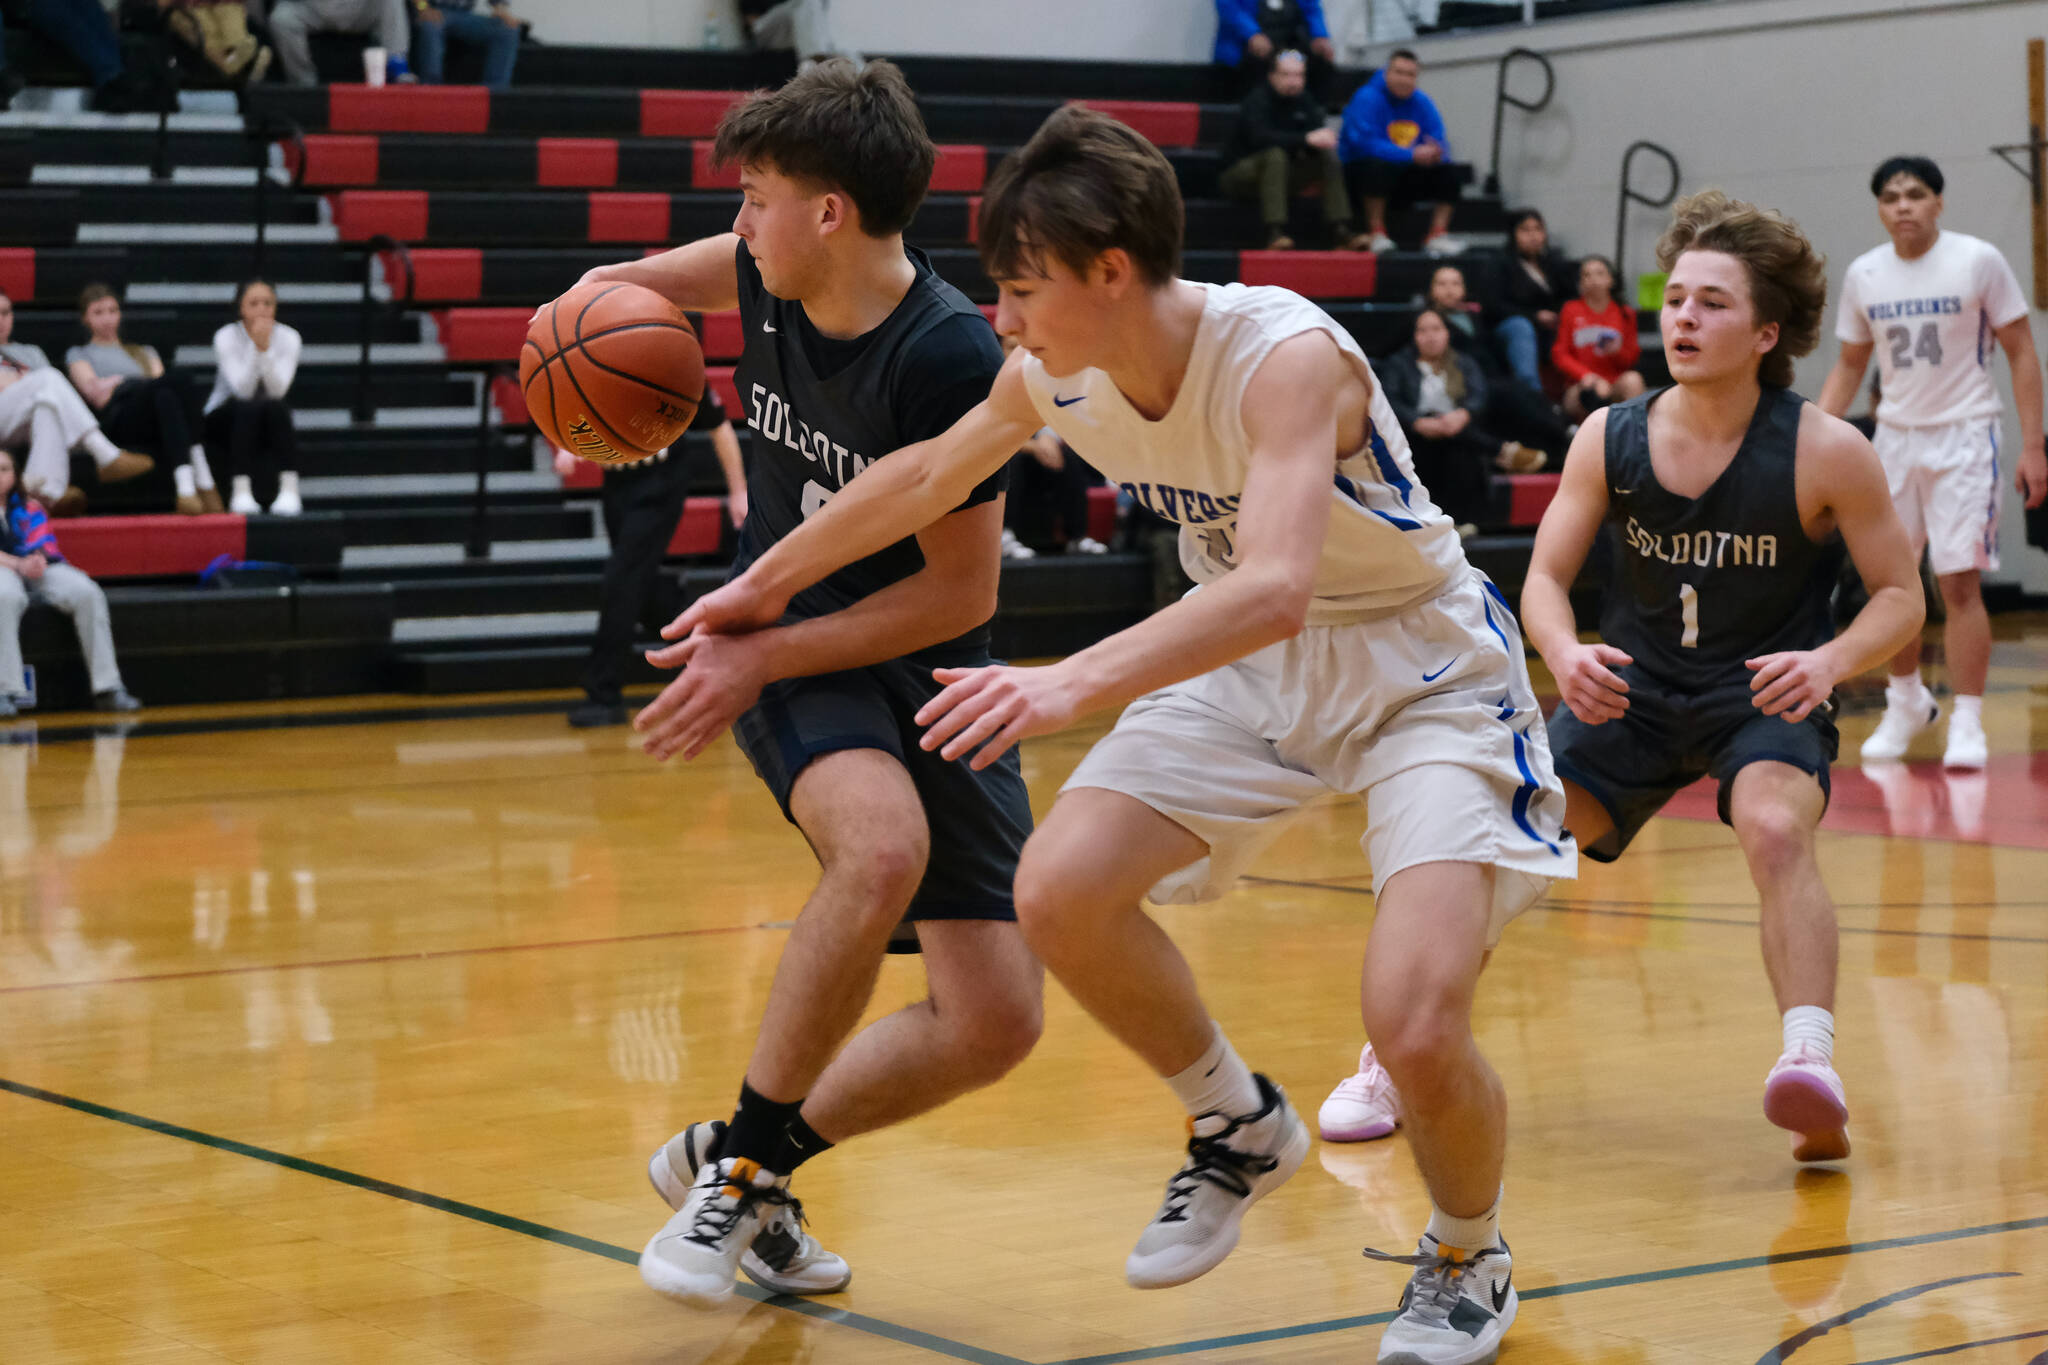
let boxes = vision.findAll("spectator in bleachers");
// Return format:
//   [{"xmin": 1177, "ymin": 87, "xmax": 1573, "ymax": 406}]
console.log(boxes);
[
  {"xmin": 204, "ymin": 280, "xmax": 303, "ymax": 517},
  {"xmin": 1338, "ymin": 49, "xmax": 1463, "ymax": 256},
  {"xmin": 0, "ymin": 288, "xmax": 155, "ymax": 517},
  {"xmin": 1003, "ymin": 428, "xmax": 1108, "ymax": 560},
  {"xmin": 1379, "ymin": 308, "xmax": 1540, "ymax": 532},
  {"xmin": 268, "ymin": 0, "xmax": 414, "ymax": 85},
  {"xmin": 160, "ymin": 0, "xmax": 273, "ymax": 88},
  {"xmin": 0, "ymin": 0, "xmax": 162, "ymax": 110},
  {"xmin": 560, "ymin": 384, "xmax": 747, "ymax": 729},
  {"xmin": 1551, "ymin": 253, "xmax": 1645, "ymax": 421},
  {"xmin": 1494, "ymin": 207, "xmax": 1573, "ymax": 390},
  {"xmin": 738, "ymin": 0, "xmax": 857, "ymax": 66},
  {"xmin": 66, "ymin": 284, "xmax": 221, "ymax": 517},
  {"xmin": 1425, "ymin": 263, "xmax": 1569, "ymax": 463},
  {"xmin": 0, "ymin": 449, "xmax": 142, "ymax": 717},
  {"xmin": 1219, "ymin": 49, "xmax": 1367, "ymax": 252},
  {"xmin": 1213, "ymin": 0, "xmax": 1337, "ymax": 103},
  {"xmin": 413, "ymin": 0, "xmax": 520, "ymax": 91}
]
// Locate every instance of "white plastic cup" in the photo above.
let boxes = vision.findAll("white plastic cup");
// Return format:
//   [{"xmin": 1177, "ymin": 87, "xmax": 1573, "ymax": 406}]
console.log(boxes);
[{"xmin": 362, "ymin": 46, "xmax": 388, "ymax": 87}]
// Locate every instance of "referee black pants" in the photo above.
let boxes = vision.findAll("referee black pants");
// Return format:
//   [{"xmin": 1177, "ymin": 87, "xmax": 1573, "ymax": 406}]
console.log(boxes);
[{"xmin": 582, "ymin": 454, "xmax": 691, "ymax": 703}]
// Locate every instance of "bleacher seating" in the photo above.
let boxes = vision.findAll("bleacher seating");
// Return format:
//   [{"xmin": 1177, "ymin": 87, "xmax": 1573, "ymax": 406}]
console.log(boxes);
[{"xmin": 0, "ymin": 39, "xmax": 1601, "ymax": 706}]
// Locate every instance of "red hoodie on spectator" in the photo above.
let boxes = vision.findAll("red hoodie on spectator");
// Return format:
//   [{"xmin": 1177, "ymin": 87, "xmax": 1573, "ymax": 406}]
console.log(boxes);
[{"xmin": 1552, "ymin": 298, "xmax": 1639, "ymax": 384}]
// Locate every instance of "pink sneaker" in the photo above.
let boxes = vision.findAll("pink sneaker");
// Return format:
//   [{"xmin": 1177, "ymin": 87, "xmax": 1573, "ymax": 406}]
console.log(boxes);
[
  {"xmin": 1764, "ymin": 1046, "xmax": 1850, "ymax": 1163},
  {"xmin": 1318, "ymin": 1044, "xmax": 1402, "ymax": 1142}
]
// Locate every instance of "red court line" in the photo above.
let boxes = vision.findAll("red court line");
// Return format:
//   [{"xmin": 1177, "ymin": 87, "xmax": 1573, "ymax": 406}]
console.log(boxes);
[
  {"xmin": 1658, "ymin": 753, "xmax": 2048, "ymax": 850},
  {"xmin": 0, "ymin": 922, "xmax": 768, "ymax": 995}
]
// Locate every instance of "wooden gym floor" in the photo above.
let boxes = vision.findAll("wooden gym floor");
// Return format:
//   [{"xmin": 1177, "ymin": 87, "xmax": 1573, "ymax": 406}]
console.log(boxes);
[{"xmin": 2, "ymin": 621, "xmax": 2045, "ymax": 1365}]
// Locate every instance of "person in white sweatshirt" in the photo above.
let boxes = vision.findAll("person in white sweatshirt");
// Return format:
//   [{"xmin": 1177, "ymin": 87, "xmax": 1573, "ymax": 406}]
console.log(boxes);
[{"xmin": 203, "ymin": 280, "xmax": 303, "ymax": 516}]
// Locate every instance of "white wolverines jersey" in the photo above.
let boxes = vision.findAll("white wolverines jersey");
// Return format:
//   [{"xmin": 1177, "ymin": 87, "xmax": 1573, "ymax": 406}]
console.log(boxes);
[
  {"xmin": 1020, "ymin": 282, "xmax": 1467, "ymax": 624},
  {"xmin": 1836, "ymin": 230, "xmax": 2029, "ymax": 429}
]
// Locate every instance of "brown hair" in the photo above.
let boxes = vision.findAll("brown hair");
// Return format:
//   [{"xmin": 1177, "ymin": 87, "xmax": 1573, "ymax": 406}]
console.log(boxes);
[
  {"xmin": 978, "ymin": 105, "xmax": 1183, "ymax": 287},
  {"xmin": 1655, "ymin": 190, "xmax": 1826, "ymax": 389},
  {"xmin": 712, "ymin": 58, "xmax": 935, "ymax": 238},
  {"xmin": 76, "ymin": 281, "xmax": 153, "ymax": 371}
]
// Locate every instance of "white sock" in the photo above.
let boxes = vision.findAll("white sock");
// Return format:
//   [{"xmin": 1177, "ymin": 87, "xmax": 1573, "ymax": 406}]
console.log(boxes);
[
  {"xmin": 1426, "ymin": 1187, "xmax": 1503, "ymax": 1256},
  {"xmin": 82, "ymin": 430, "xmax": 121, "ymax": 465},
  {"xmin": 174, "ymin": 464, "xmax": 196, "ymax": 497},
  {"xmin": 1165, "ymin": 1023, "xmax": 1263, "ymax": 1120},
  {"xmin": 1952, "ymin": 695, "xmax": 1983, "ymax": 726},
  {"xmin": 189, "ymin": 446, "xmax": 215, "ymax": 489},
  {"xmin": 1782, "ymin": 1005, "xmax": 1834, "ymax": 1063},
  {"xmin": 1885, "ymin": 672, "xmax": 1925, "ymax": 705}
]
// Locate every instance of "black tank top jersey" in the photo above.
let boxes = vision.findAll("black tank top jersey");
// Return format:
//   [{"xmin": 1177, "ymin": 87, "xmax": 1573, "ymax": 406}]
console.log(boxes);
[
  {"xmin": 729, "ymin": 241, "xmax": 1007, "ymax": 662},
  {"xmin": 1599, "ymin": 386, "xmax": 1842, "ymax": 689}
]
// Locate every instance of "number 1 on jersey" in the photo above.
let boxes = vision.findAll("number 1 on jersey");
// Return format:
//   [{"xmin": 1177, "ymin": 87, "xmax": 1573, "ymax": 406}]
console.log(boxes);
[{"xmin": 1679, "ymin": 583, "xmax": 1699, "ymax": 648}]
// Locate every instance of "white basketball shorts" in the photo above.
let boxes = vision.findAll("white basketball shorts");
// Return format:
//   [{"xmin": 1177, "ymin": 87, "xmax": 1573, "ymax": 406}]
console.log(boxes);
[
  {"xmin": 1873, "ymin": 418, "xmax": 2003, "ymax": 575},
  {"xmin": 1060, "ymin": 568, "xmax": 1577, "ymax": 945}
]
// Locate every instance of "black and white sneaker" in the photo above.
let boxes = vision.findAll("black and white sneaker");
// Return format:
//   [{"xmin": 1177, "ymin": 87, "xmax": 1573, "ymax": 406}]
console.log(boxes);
[
  {"xmin": 1365, "ymin": 1234, "xmax": 1516, "ymax": 1365},
  {"xmin": 1125, "ymin": 1072, "xmax": 1310, "ymax": 1288},
  {"xmin": 647, "ymin": 1120, "xmax": 851, "ymax": 1296}
]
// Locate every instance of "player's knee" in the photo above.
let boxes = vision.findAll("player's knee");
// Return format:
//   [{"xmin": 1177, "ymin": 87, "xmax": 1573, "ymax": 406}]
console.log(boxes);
[
  {"xmin": 951, "ymin": 987, "xmax": 1043, "ymax": 1078},
  {"xmin": 1732, "ymin": 799, "xmax": 1814, "ymax": 878},
  {"xmin": 1011, "ymin": 845, "xmax": 1084, "ymax": 947},
  {"xmin": 1936, "ymin": 573, "xmax": 1981, "ymax": 611},
  {"xmin": 1362, "ymin": 989, "xmax": 1470, "ymax": 1091},
  {"xmin": 825, "ymin": 836, "xmax": 929, "ymax": 917}
]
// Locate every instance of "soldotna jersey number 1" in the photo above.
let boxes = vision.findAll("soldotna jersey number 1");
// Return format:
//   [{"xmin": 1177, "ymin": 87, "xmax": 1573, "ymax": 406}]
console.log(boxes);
[
  {"xmin": 1017, "ymin": 281, "xmax": 1469, "ymax": 625},
  {"xmin": 1836, "ymin": 230, "xmax": 2028, "ymax": 429}
]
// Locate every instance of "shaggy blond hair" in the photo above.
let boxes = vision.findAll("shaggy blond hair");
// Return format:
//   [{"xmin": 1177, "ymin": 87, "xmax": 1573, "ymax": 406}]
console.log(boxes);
[{"xmin": 1656, "ymin": 190, "xmax": 1827, "ymax": 388}]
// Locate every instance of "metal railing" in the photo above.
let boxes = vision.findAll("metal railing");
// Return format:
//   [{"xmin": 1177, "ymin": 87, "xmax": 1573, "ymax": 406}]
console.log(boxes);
[
  {"xmin": 352, "ymin": 234, "xmax": 414, "ymax": 422},
  {"xmin": 248, "ymin": 114, "xmax": 307, "ymax": 276},
  {"xmin": 1484, "ymin": 47, "xmax": 1553, "ymax": 198},
  {"xmin": 1614, "ymin": 140, "xmax": 1679, "ymax": 283}
]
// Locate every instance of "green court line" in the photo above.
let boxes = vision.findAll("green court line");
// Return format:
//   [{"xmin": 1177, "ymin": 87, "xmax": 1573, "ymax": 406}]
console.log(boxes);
[
  {"xmin": 1757, "ymin": 1271, "xmax": 2019, "ymax": 1362},
  {"xmin": 1849, "ymin": 1327, "xmax": 2048, "ymax": 1365}
]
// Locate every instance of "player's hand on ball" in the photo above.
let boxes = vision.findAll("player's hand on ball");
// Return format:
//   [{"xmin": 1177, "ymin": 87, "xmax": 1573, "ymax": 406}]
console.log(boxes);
[
  {"xmin": 915, "ymin": 664, "xmax": 1080, "ymax": 769},
  {"xmin": 634, "ymin": 631, "xmax": 771, "ymax": 761},
  {"xmin": 2016, "ymin": 441, "xmax": 2047, "ymax": 510},
  {"xmin": 662, "ymin": 575, "xmax": 788, "ymax": 645},
  {"xmin": 1745, "ymin": 650, "xmax": 1836, "ymax": 722},
  {"xmin": 1553, "ymin": 642, "xmax": 1631, "ymax": 725}
]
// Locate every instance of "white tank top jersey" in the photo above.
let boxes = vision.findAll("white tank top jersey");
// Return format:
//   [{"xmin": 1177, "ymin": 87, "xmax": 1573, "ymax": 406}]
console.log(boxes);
[
  {"xmin": 1835, "ymin": 230, "xmax": 2030, "ymax": 429},
  {"xmin": 1019, "ymin": 283, "xmax": 1469, "ymax": 625}
]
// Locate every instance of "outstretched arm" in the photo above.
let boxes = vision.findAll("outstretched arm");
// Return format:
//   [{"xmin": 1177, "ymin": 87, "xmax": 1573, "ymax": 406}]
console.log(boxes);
[
  {"xmin": 1815, "ymin": 340, "xmax": 1873, "ymax": 419},
  {"xmin": 577, "ymin": 233, "xmax": 744, "ymax": 315},
  {"xmin": 1521, "ymin": 411, "xmax": 1634, "ymax": 724}
]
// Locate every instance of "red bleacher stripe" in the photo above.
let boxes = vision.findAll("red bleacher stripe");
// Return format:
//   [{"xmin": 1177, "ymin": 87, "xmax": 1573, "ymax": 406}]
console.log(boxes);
[
  {"xmin": 296, "ymin": 134, "xmax": 379, "ymax": 185},
  {"xmin": 329, "ymin": 85, "xmax": 490, "ymax": 134},
  {"xmin": 398, "ymin": 247, "xmax": 483, "ymax": 302},
  {"xmin": 55, "ymin": 514, "xmax": 246, "ymax": 580},
  {"xmin": 1235, "ymin": 250, "xmax": 1378, "ymax": 298},
  {"xmin": 537, "ymin": 137, "xmax": 619, "ymax": 188},
  {"xmin": 666, "ymin": 497, "xmax": 726, "ymax": 555},
  {"xmin": 1067, "ymin": 99, "xmax": 1200, "ymax": 147},
  {"xmin": 705, "ymin": 366, "xmax": 740, "ymax": 417},
  {"xmin": 489, "ymin": 372, "xmax": 527, "ymax": 426},
  {"xmin": 1505, "ymin": 472, "xmax": 1562, "ymax": 527},
  {"xmin": 330, "ymin": 189, "xmax": 428, "ymax": 242},
  {"xmin": 1086, "ymin": 484, "xmax": 1117, "ymax": 544},
  {"xmin": 696, "ymin": 309, "xmax": 743, "ymax": 361},
  {"xmin": 977, "ymin": 303, "xmax": 997, "ymax": 327},
  {"xmin": 587, "ymin": 192, "xmax": 671, "ymax": 243},
  {"xmin": 965, "ymin": 194, "xmax": 981, "ymax": 245},
  {"xmin": 640, "ymin": 89, "xmax": 745, "ymax": 138},
  {"xmin": 435, "ymin": 307, "xmax": 529, "ymax": 362},
  {"xmin": 0, "ymin": 247, "xmax": 33, "ymax": 302},
  {"xmin": 689, "ymin": 141, "xmax": 738, "ymax": 190},
  {"xmin": 930, "ymin": 144, "xmax": 987, "ymax": 193}
]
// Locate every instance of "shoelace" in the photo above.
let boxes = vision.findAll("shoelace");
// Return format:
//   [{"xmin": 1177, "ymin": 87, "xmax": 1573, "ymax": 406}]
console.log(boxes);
[
  {"xmin": 683, "ymin": 1169, "xmax": 794, "ymax": 1250},
  {"xmin": 1331, "ymin": 1063, "xmax": 1391, "ymax": 1104},
  {"xmin": 1361, "ymin": 1242, "xmax": 1505, "ymax": 1325},
  {"xmin": 1156, "ymin": 1113, "xmax": 1279, "ymax": 1224},
  {"xmin": 753, "ymin": 1196, "xmax": 821, "ymax": 1269}
]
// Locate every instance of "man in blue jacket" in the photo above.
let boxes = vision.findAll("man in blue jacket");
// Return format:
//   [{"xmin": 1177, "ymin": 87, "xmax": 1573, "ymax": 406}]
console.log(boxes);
[
  {"xmin": 1338, "ymin": 50, "xmax": 1464, "ymax": 255},
  {"xmin": 1214, "ymin": 0, "xmax": 1336, "ymax": 102}
]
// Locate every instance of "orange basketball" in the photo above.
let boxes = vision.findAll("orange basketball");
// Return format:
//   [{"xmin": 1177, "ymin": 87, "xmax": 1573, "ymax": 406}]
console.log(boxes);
[{"xmin": 520, "ymin": 280, "xmax": 705, "ymax": 465}]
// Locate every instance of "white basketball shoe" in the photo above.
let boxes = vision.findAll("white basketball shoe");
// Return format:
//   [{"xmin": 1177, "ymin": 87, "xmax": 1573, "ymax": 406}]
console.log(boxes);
[
  {"xmin": 1763, "ymin": 1046, "xmax": 1851, "ymax": 1163},
  {"xmin": 646, "ymin": 1120, "xmax": 851, "ymax": 1296},
  {"xmin": 1319, "ymin": 1044, "xmax": 1403, "ymax": 1142},
  {"xmin": 1366, "ymin": 1234, "xmax": 1516, "ymax": 1365},
  {"xmin": 1860, "ymin": 682, "xmax": 1939, "ymax": 762}
]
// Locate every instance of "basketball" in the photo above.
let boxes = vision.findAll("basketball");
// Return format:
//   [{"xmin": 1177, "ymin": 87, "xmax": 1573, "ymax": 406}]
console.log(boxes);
[{"xmin": 520, "ymin": 280, "xmax": 705, "ymax": 465}]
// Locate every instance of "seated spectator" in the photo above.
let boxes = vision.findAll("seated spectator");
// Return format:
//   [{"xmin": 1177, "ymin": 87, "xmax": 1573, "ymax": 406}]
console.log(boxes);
[
  {"xmin": 1219, "ymin": 50, "xmax": 1366, "ymax": 252},
  {"xmin": 0, "ymin": 0, "xmax": 163, "ymax": 111},
  {"xmin": 0, "ymin": 289, "xmax": 154, "ymax": 516},
  {"xmin": 160, "ymin": 0, "xmax": 273, "ymax": 88},
  {"xmin": 204, "ymin": 280, "xmax": 303, "ymax": 517},
  {"xmin": 1214, "ymin": 0, "xmax": 1336, "ymax": 103},
  {"xmin": 0, "ymin": 449, "xmax": 142, "ymax": 716},
  {"xmin": 738, "ymin": 0, "xmax": 857, "ymax": 65},
  {"xmin": 66, "ymin": 284, "xmax": 220, "ymax": 516},
  {"xmin": 413, "ymin": 0, "xmax": 520, "ymax": 91},
  {"xmin": 1004, "ymin": 427, "xmax": 1107, "ymax": 559},
  {"xmin": 1379, "ymin": 308, "xmax": 1541, "ymax": 531},
  {"xmin": 1338, "ymin": 49, "xmax": 1463, "ymax": 255},
  {"xmin": 269, "ymin": 0, "xmax": 413, "ymax": 85},
  {"xmin": 1494, "ymin": 207, "xmax": 1574, "ymax": 390},
  {"xmin": 1424, "ymin": 264, "xmax": 1569, "ymax": 462},
  {"xmin": 1552, "ymin": 253, "xmax": 1646, "ymax": 420}
]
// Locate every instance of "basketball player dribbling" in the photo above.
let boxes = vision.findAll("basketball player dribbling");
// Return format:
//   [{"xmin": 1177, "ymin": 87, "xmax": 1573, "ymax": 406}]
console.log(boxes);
[
  {"xmin": 678, "ymin": 107, "xmax": 1577, "ymax": 1365},
  {"xmin": 589, "ymin": 60, "xmax": 1043, "ymax": 1305},
  {"xmin": 1817, "ymin": 155, "xmax": 2046, "ymax": 769}
]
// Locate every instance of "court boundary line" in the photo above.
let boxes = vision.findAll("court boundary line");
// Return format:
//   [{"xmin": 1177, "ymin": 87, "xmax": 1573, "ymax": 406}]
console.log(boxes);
[
  {"xmin": 7, "ymin": 1076, "xmax": 2045, "ymax": 1365},
  {"xmin": 0, "ymin": 1077, "xmax": 1033, "ymax": 1365}
]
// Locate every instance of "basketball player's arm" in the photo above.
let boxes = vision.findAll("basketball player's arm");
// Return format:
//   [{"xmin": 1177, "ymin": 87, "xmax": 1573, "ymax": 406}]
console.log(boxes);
[
  {"xmin": 1522, "ymin": 412, "xmax": 1632, "ymax": 723},
  {"xmin": 913, "ymin": 332, "xmax": 1344, "ymax": 769},
  {"xmin": 1747, "ymin": 414, "xmax": 1924, "ymax": 721},
  {"xmin": 1815, "ymin": 341, "xmax": 1873, "ymax": 418},
  {"xmin": 575, "ymin": 233, "xmax": 742, "ymax": 314},
  {"xmin": 1993, "ymin": 316, "xmax": 2046, "ymax": 507}
]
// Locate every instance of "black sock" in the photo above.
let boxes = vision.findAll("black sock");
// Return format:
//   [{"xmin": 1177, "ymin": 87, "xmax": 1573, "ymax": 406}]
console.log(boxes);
[
  {"xmin": 724, "ymin": 1080, "xmax": 805, "ymax": 1170},
  {"xmin": 768, "ymin": 1113, "xmax": 834, "ymax": 1176}
]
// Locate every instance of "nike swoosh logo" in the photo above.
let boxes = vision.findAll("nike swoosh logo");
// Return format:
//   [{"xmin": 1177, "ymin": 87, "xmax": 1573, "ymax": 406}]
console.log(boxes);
[
  {"xmin": 763, "ymin": 320, "xmax": 777, "ymax": 333},
  {"xmin": 1422, "ymin": 656, "xmax": 1459, "ymax": 683},
  {"xmin": 1611, "ymin": 486, "xmax": 1630, "ymax": 495},
  {"xmin": 1052, "ymin": 393, "xmax": 1086, "ymax": 407},
  {"xmin": 1492, "ymin": 1278, "xmax": 1511, "ymax": 1314}
]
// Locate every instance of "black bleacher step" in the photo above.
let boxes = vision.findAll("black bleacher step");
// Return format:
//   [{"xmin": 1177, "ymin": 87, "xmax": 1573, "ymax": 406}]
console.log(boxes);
[
  {"xmin": 307, "ymin": 483, "xmax": 563, "ymax": 513},
  {"xmin": 296, "ymin": 435, "xmax": 534, "ymax": 477},
  {"xmin": 19, "ymin": 127, "xmax": 252, "ymax": 168},
  {"xmin": 0, "ymin": 188, "xmax": 80, "ymax": 245},
  {"xmin": 339, "ymin": 504, "xmax": 594, "ymax": 546},
  {"xmin": 10, "ymin": 304, "xmax": 423, "ymax": 353},
  {"xmin": 118, "ymin": 242, "xmax": 367, "ymax": 285},
  {"xmin": 393, "ymin": 644, "xmax": 660, "ymax": 694},
  {"xmin": 65, "ymin": 183, "xmax": 324, "ymax": 225},
  {"xmin": 388, "ymin": 571, "xmax": 604, "ymax": 619}
]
